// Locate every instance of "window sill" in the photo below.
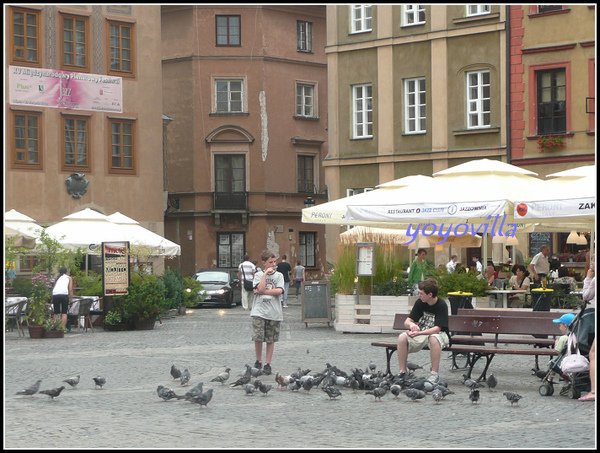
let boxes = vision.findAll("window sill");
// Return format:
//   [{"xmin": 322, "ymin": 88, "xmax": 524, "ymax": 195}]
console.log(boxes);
[
  {"xmin": 294, "ymin": 115, "xmax": 320, "ymax": 121},
  {"xmin": 350, "ymin": 136, "xmax": 374, "ymax": 141},
  {"xmin": 452, "ymin": 12, "xmax": 500, "ymax": 25},
  {"xmin": 297, "ymin": 50, "xmax": 313, "ymax": 54},
  {"xmin": 402, "ymin": 131, "xmax": 427, "ymax": 136},
  {"xmin": 11, "ymin": 163, "xmax": 43, "ymax": 171},
  {"xmin": 453, "ymin": 127, "xmax": 500, "ymax": 136},
  {"xmin": 348, "ymin": 30, "xmax": 373, "ymax": 36},
  {"xmin": 400, "ymin": 22, "xmax": 426, "ymax": 28},
  {"xmin": 526, "ymin": 132, "xmax": 574, "ymax": 140},
  {"xmin": 528, "ymin": 9, "xmax": 570, "ymax": 19},
  {"xmin": 209, "ymin": 112, "xmax": 249, "ymax": 117}
]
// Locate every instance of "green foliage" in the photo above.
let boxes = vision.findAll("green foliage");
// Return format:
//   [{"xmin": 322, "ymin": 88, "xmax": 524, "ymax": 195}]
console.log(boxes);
[
  {"xmin": 182, "ymin": 276, "xmax": 203, "ymax": 308},
  {"xmin": 329, "ymin": 246, "xmax": 357, "ymax": 295},
  {"xmin": 75, "ymin": 271, "xmax": 103, "ymax": 296},
  {"xmin": 430, "ymin": 267, "xmax": 489, "ymax": 297},
  {"xmin": 104, "ymin": 310, "xmax": 123, "ymax": 326},
  {"xmin": 44, "ymin": 317, "xmax": 66, "ymax": 332},
  {"xmin": 33, "ymin": 229, "xmax": 82, "ymax": 276},
  {"xmin": 26, "ymin": 272, "xmax": 53, "ymax": 325},
  {"xmin": 10, "ymin": 277, "xmax": 33, "ymax": 298},
  {"xmin": 121, "ymin": 272, "xmax": 169, "ymax": 320},
  {"xmin": 163, "ymin": 268, "xmax": 184, "ymax": 309},
  {"xmin": 373, "ymin": 276, "xmax": 411, "ymax": 296}
]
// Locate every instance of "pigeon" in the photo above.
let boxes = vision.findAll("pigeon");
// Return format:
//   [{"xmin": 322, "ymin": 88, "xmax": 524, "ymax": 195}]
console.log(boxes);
[
  {"xmin": 368, "ymin": 361, "xmax": 377, "ymax": 372},
  {"xmin": 230, "ymin": 374, "xmax": 251, "ymax": 388},
  {"xmin": 288, "ymin": 379, "xmax": 301, "ymax": 392},
  {"xmin": 469, "ymin": 389, "xmax": 480, "ymax": 404},
  {"xmin": 180, "ymin": 368, "xmax": 191, "ymax": 386},
  {"xmin": 390, "ymin": 384, "xmax": 402, "ymax": 398},
  {"xmin": 63, "ymin": 375, "xmax": 80, "ymax": 388},
  {"xmin": 431, "ymin": 388, "xmax": 443, "ymax": 404},
  {"xmin": 403, "ymin": 388, "xmax": 426, "ymax": 402},
  {"xmin": 433, "ymin": 384, "xmax": 454, "ymax": 398},
  {"xmin": 322, "ymin": 385, "xmax": 342, "ymax": 399},
  {"xmin": 93, "ymin": 376, "xmax": 106, "ymax": 389},
  {"xmin": 275, "ymin": 373, "xmax": 286, "ymax": 389},
  {"xmin": 503, "ymin": 391, "xmax": 523, "ymax": 406},
  {"xmin": 302, "ymin": 377, "xmax": 315, "ymax": 392},
  {"xmin": 184, "ymin": 382, "xmax": 204, "ymax": 400},
  {"xmin": 243, "ymin": 383, "xmax": 257, "ymax": 395},
  {"xmin": 39, "ymin": 386, "xmax": 65, "ymax": 399},
  {"xmin": 157, "ymin": 385, "xmax": 185, "ymax": 401},
  {"xmin": 170, "ymin": 364, "xmax": 181, "ymax": 380},
  {"xmin": 254, "ymin": 380, "xmax": 272, "ymax": 396},
  {"xmin": 349, "ymin": 377, "xmax": 360, "ymax": 392},
  {"xmin": 463, "ymin": 377, "xmax": 483, "ymax": 390},
  {"xmin": 210, "ymin": 368, "xmax": 231, "ymax": 385},
  {"xmin": 249, "ymin": 364, "xmax": 262, "ymax": 378},
  {"xmin": 406, "ymin": 362, "xmax": 423, "ymax": 371},
  {"xmin": 366, "ymin": 387, "xmax": 387, "ymax": 401},
  {"xmin": 486, "ymin": 373, "xmax": 497, "ymax": 390},
  {"xmin": 189, "ymin": 388, "xmax": 213, "ymax": 407},
  {"xmin": 16, "ymin": 379, "xmax": 42, "ymax": 395}
]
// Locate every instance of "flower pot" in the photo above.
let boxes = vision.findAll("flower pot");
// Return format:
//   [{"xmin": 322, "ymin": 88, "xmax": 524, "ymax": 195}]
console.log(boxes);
[
  {"xmin": 103, "ymin": 323, "xmax": 128, "ymax": 331},
  {"xmin": 44, "ymin": 330, "xmax": 64, "ymax": 338},
  {"xmin": 28, "ymin": 325, "xmax": 45, "ymax": 339},
  {"xmin": 133, "ymin": 317, "xmax": 156, "ymax": 330}
]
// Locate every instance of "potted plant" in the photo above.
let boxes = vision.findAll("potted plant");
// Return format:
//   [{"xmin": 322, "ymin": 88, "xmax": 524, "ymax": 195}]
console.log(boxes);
[
  {"xmin": 537, "ymin": 135, "xmax": 565, "ymax": 152},
  {"xmin": 44, "ymin": 317, "xmax": 66, "ymax": 338},
  {"xmin": 25, "ymin": 272, "xmax": 53, "ymax": 338},
  {"xmin": 103, "ymin": 309, "xmax": 128, "ymax": 331},
  {"xmin": 121, "ymin": 273, "xmax": 169, "ymax": 330}
]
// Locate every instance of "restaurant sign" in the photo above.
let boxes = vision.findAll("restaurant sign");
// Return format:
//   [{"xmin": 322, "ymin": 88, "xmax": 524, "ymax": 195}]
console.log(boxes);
[{"xmin": 102, "ymin": 242, "xmax": 130, "ymax": 296}]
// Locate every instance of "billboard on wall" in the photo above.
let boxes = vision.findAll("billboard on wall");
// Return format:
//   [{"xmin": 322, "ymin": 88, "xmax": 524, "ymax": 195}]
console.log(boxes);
[
  {"xmin": 9, "ymin": 65, "xmax": 123, "ymax": 113},
  {"xmin": 102, "ymin": 242, "xmax": 130, "ymax": 296}
]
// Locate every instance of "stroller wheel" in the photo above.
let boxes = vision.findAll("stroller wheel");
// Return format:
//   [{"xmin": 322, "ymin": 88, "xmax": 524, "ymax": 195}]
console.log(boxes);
[
  {"xmin": 567, "ymin": 386, "xmax": 581, "ymax": 399},
  {"xmin": 539, "ymin": 382, "xmax": 554, "ymax": 397}
]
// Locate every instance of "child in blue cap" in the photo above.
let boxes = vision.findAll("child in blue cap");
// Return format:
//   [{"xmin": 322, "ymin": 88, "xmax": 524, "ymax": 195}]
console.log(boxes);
[{"xmin": 552, "ymin": 313, "xmax": 576, "ymax": 352}]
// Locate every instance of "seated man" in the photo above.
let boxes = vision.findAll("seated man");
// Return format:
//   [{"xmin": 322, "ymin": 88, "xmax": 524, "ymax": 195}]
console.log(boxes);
[{"xmin": 396, "ymin": 279, "xmax": 450, "ymax": 383}]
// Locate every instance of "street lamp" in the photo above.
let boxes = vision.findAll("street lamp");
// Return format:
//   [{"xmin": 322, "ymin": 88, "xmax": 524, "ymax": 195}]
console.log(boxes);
[{"xmin": 304, "ymin": 196, "xmax": 315, "ymax": 207}]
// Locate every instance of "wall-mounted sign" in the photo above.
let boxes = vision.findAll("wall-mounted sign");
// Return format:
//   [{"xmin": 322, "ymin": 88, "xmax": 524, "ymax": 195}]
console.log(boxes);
[
  {"xmin": 356, "ymin": 242, "xmax": 375, "ymax": 276},
  {"xmin": 102, "ymin": 242, "xmax": 130, "ymax": 296},
  {"xmin": 9, "ymin": 65, "xmax": 123, "ymax": 113}
]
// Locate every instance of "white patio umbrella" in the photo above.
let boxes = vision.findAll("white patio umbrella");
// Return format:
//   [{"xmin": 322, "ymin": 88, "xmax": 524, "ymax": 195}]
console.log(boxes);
[
  {"xmin": 44, "ymin": 208, "xmax": 127, "ymax": 253},
  {"xmin": 5, "ymin": 226, "xmax": 37, "ymax": 248},
  {"xmin": 5, "ymin": 209, "xmax": 43, "ymax": 238},
  {"xmin": 107, "ymin": 212, "xmax": 181, "ymax": 256},
  {"xmin": 339, "ymin": 226, "xmax": 482, "ymax": 248}
]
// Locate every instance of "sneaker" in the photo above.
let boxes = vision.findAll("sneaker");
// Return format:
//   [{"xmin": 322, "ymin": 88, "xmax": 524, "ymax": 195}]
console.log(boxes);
[
  {"xmin": 263, "ymin": 364, "xmax": 272, "ymax": 375},
  {"xmin": 427, "ymin": 372, "xmax": 440, "ymax": 384},
  {"xmin": 283, "ymin": 304, "xmax": 289, "ymax": 308},
  {"xmin": 254, "ymin": 360, "xmax": 262, "ymax": 370}
]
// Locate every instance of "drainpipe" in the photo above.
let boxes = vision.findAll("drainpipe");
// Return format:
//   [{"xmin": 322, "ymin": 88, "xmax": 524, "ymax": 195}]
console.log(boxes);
[{"xmin": 505, "ymin": 5, "xmax": 512, "ymax": 164}]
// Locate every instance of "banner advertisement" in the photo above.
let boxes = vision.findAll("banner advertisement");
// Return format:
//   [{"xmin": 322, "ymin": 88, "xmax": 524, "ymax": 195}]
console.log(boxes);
[
  {"xmin": 102, "ymin": 242, "xmax": 130, "ymax": 296},
  {"xmin": 514, "ymin": 197, "xmax": 596, "ymax": 220},
  {"xmin": 9, "ymin": 65, "xmax": 123, "ymax": 113}
]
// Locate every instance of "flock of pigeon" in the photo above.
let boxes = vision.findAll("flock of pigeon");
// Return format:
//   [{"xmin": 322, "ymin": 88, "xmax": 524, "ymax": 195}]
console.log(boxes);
[
  {"xmin": 15, "ymin": 361, "xmax": 524, "ymax": 407},
  {"xmin": 14, "ymin": 375, "xmax": 106, "ymax": 399},
  {"xmin": 154, "ymin": 361, "xmax": 523, "ymax": 408}
]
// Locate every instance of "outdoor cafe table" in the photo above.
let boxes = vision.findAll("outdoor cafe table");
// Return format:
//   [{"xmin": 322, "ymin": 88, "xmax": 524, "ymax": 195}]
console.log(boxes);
[
  {"xmin": 485, "ymin": 289, "xmax": 528, "ymax": 309},
  {"xmin": 5, "ymin": 296, "xmax": 28, "ymax": 315}
]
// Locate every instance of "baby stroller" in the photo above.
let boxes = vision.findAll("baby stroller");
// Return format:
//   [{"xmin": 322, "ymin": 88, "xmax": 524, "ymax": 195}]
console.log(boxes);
[{"xmin": 538, "ymin": 302, "xmax": 595, "ymax": 398}]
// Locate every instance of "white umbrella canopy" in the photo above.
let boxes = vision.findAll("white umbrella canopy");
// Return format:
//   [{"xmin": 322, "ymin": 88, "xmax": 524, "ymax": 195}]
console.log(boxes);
[
  {"xmin": 546, "ymin": 165, "xmax": 596, "ymax": 179},
  {"xmin": 44, "ymin": 208, "xmax": 128, "ymax": 253},
  {"xmin": 5, "ymin": 225, "xmax": 37, "ymax": 248},
  {"xmin": 339, "ymin": 226, "xmax": 482, "ymax": 248},
  {"xmin": 107, "ymin": 212, "xmax": 181, "ymax": 256},
  {"xmin": 4, "ymin": 209, "xmax": 43, "ymax": 238}
]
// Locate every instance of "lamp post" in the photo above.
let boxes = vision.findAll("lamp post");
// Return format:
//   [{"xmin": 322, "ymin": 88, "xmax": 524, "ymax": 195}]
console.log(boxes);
[{"xmin": 304, "ymin": 196, "xmax": 315, "ymax": 207}]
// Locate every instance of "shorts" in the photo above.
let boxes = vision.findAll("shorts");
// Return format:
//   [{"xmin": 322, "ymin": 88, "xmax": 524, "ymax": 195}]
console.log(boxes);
[
  {"xmin": 52, "ymin": 294, "xmax": 69, "ymax": 314},
  {"xmin": 403, "ymin": 331, "xmax": 450, "ymax": 353},
  {"xmin": 251, "ymin": 317, "xmax": 281, "ymax": 343}
]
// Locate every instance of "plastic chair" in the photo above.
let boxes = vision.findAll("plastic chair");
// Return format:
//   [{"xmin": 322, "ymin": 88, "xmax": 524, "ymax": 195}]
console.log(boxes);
[{"xmin": 5, "ymin": 300, "xmax": 28, "ymax": 336}]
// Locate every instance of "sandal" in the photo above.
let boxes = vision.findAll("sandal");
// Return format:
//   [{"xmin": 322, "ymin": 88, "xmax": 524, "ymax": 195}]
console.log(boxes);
[{"xmin": 578, "ymin": 392, "xmax": 595, "ymax": 402}]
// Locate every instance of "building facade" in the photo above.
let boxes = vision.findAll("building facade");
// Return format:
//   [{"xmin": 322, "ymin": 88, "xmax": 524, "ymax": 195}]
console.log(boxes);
[
  {"xmin": 161, "ymin": 6, "xmax": 328, "ymax": 276},
  {"xmin": 5, "ymin": 5, "xmax": 165, "ymax": 272}
]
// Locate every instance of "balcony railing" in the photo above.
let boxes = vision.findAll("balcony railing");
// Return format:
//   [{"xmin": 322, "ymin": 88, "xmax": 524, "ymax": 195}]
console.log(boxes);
[{"xmin": 213, "ymin": 191, "xmax": 247, "ymax": 210}]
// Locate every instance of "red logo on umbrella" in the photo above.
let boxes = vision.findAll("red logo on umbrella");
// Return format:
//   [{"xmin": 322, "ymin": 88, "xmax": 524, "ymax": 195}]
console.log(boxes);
[{"xmin": 516, "ymin": 203, "xmax": 528, "ymax": 217}]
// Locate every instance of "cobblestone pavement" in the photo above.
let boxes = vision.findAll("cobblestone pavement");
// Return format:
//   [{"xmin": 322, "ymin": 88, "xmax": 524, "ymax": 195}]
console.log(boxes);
[{"xmin": 4, "ymin": 298, "xmax": 596, "ymax": 449}]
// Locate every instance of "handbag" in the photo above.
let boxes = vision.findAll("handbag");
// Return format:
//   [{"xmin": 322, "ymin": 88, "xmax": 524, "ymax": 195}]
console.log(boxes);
[
  {"xmin": 560, "ymin": 333, "xmax": 590, "ymax": 374},
  {"xmin": 241, "ymin": 266, "xmax": 254, "ymax": 291}
]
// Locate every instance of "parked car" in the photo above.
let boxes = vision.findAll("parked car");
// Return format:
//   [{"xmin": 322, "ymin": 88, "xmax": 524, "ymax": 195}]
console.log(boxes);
[{"xmin": 193, "ymin": 270, "xmax": 241, "ymax": 308}]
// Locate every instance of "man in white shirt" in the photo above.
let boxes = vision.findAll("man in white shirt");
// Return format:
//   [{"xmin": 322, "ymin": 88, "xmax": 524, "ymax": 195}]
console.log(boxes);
[
  {"xmin": 528, "ymin": 245, "xmax": 550, "ymax": 283},
  {"xmin": 446, "ymin": 255, "xmax": 458, "ymax": 273},
  {"xmin": 472, "ymin": 256, "xmax": 483, "ymax": 274},
  {"xmin": 237, "ymin": 254, "xmax": 256, "ymax": 310}
]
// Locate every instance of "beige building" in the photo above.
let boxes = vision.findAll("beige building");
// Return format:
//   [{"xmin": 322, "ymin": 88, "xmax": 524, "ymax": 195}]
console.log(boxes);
[
  {"xmin": 5, "ymin": 5, "xmax": 165, "ymax": 273},
  {"xmin": 161, "ymin": 6, "xmax": 328, "ymax": 276}
]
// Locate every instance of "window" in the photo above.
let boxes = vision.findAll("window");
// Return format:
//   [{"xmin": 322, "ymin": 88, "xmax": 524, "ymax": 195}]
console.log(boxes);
[
  {"xmin": 296, "ymin": 83, "xmax": 315, "ymax": 117},
  {"xmin": 63, "ymin": 116, "xmax": 89, "ymax": 170},
  {"xmin": 537, "ymin": 69, "xmax": 566, "ymax": 135},
  {"xmin": 350, "ymin": 5, "xmax": 372, "ymax": 33},
  {"xmin": 214, "ymin": 155, "xmax": 246, "ymax": 210},
  {"xmin": 466, "ymin": 5, "xmax": 491, "ymax": 16},
  {"xmin": 297, "ymin": 21, "xmax": 312, "ymax": 52},
  {"xmin": 109, "ymin": 119, "xmax": 135, "ymax": 173},
  {"xmin": 19, "ymin": 255, "xmax": 40, "ymax": 273},
  {"xmin": 108, "ymin": 21, "xmax": 134, "ymax": 75},
  {"xmin": 10, "ymin": 7, "xmax": 40, "ymax": 66},
  {"xmin": 216, "ymin": 15, "xmax": 240, "ymax": 46},
  {"xmin": 352, "ymin": 84, "xmax": 373, "ymax": 138},
  {"xmin": 12, "ymin": 111, "xmax": 42, "ymax": 168},
  {"xmin": 297, "ymin": 155, "xmax": 315, "ymax": 193},
  {"xmin": 347, "ymin": 187, "xmax": 373, "ymax": 197},
  {"xmin": 466, "ymin": 70, "xmax": 491, "ymax": 129},
  {"xmin": 299, "ymin": 232, "xmax": 316, "ymax": 267},
  {"xmin": 402, "ymin": 5, "xmax": 425, "ymax": 26},
  {"xmin": 404, "ymin": 77, "xmax": 426, "ymax": 133},
  {"xmin": 215, "ymin": 79, "xmax": 244, "ymax": 113},
  {"xmin": 61, "ymin": 14, "xmax": 88, "ymax": 71},
  {"xmin": 217, "ymin": 233, "xmax": 244, "ymax": 268},
  {"xmin": 538, "ymin": 5, "xmax": 563, "ymax": 14}
]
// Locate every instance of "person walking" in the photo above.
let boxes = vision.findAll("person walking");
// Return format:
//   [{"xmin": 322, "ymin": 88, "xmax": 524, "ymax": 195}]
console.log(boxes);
[
  {"xmin": 293, "ymin": 260, "xmax": 306, "ymax": 297},
  {"xmin": 237, "ymin": 254, "xmax": 256, "ymax": 311},
  {"xmin": 528, "ymin": 244, "xmax": 550, "ymax": 284},
  {"xmin": 446, "ymin": 255, "xmax": 458, "ymax": 273},
  {"xmin": 276, "ymin": 255, "xmax": 292, "ymax": 308},
  {"xmin": 250, "ymin": 250, "xmax": 284, "ymax": 375},
  {"xmin": 408, "ymin": 248, "xmax": 430, "ymax": 295},
  {"xmin": 51, "ymin": 266, "xmax": 74, "ymax": 331}
]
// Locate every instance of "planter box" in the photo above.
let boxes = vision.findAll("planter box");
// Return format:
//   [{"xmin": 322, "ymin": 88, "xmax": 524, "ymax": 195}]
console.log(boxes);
[
  {"xmin": 334, "ymin": 294, "xmax": 413, "ymax": 333},
  {"xmin": 44, "ymin": 330, "xmax": 64, "ymax": 338}
]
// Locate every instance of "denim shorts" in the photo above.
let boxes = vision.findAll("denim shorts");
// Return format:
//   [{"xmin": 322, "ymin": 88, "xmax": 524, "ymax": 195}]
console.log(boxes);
[{"xmin": 251, "ymin": 317, "xmax": 281, "ymax": 343}]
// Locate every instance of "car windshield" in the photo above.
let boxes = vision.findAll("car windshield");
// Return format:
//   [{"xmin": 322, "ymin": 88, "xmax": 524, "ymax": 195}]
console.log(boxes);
[{"xmin": 196, "ymin": 272, "xmax": 229, "ymax": 284}]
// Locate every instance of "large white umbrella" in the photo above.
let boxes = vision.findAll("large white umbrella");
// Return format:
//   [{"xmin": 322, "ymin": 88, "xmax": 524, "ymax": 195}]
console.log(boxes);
[
  {"xmin": 5, "ymin": 225, "xmax": 37, "ymax": 248},
  {"xmin": 107, "ymin": 212, "xmax": 181, "ymax": 256},
  {"xmin": 5, "ymin": 209, "xmax": 43, "ymax": 238},
  {"xmin": 339, "ymin": 225, "xmax": 482, "ymax": 248}
]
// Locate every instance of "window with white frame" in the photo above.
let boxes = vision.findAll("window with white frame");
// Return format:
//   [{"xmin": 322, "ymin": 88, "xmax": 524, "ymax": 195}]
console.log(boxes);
[
  {"xmin": 402, "ymin": 5, "xmax": 425, "ymax": 26},
  {"xmin": 404, "ymin": 77, "xmax": 426, "ymax": 133},
  {"xmin": 466, "ymin": 70, "xmax": 490, "ymax": 129},
  {"xmin": 466, "ymin": 5, "xmax": 491, "ymax": 16},
  {"xmin": 215, "ymin": 79, "xmax": 244, "ymax": 113},
  {"xmin": 297, "ymin": 21, "xmax": 312, "ymax": 52},
  {"xmin": 352, "ymin": 84, "xmax": 373, "ymax": 138},
  {"xmin": 350, "ymin": 5, "xmax": 372, "ymax": 34},
  {"xmin": 299, "ymin": 232, "xmax": 316, "ymax": 267},
  {"xmin": 296, "ymin": 83, "xmax": 315, "ymax": 117}
]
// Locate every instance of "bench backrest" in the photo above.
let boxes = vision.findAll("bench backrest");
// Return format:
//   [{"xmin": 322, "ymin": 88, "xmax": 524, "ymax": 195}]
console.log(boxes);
[
  {"xmin": 457, "ymin": 308, "xmax": 565, "ymax": 318},
  {"xmin": 392, "ymin": 313, "xmax": 561, "ymax": 336}
]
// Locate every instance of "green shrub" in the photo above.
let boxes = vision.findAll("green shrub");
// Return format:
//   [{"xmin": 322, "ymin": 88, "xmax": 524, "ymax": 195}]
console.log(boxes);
[
  {"xmin": 10, "ymin": 277, "xmax": 33, "ymax": 298},
  {"xmin": 104, "ymin": 310, "xmax": 123, "ymax": 326},
  {"xmin": 430, "ymin": 267, "xmax": 489, "ymax": 297},
  {"xmin": 162, "ymin": 269, "xmax": 184, "ymax": 309},
  {"xmin": 75, "ymin": 271, "xmax": 103, "ymax": 296},
  {"xmin": 182, "ymin": 276, "xmax": 203, "ymax": 308},
  {"xmin": 121, "ymin": 273, "xmax": 169, "ymax": 320}
]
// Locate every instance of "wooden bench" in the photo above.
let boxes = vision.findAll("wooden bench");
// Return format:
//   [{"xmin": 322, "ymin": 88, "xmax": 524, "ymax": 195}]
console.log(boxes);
[
  {"xmin": 457, "ymin": 308, "xmax": 569, "ymax": 318},
  {"xmin": 371, "ymin": 313, "xmax": 562, "ymax": 381}
]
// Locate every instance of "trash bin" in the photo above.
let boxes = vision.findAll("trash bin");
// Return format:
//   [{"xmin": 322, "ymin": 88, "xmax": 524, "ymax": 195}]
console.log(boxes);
[
  {"xmin": 447, "ymin": 291, "xmax": 474, "ymax": 315},
  {"xmin": 531, "ymin": 288, "xmax": 554, "ymax": 312}
]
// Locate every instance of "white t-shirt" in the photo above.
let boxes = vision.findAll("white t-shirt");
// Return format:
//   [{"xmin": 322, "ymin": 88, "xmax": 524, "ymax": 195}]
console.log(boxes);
[
  {"xmin": 250, "ymin": 269, "xmax": 284, "ymax": 321},
  {"xmin": 446, "ymin": 260, "xmax": 456, "ymax": 273},
  {"xmin": 531, "ymin": 252, "xmax": 550, "ymax": 274},
  {"xmin": 52, "ymin": 274, "xmax": 70, "ymax": 295},
  {"xmin": 238, "ymin": 260, "xmax": 256, "ymax": 282}
]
